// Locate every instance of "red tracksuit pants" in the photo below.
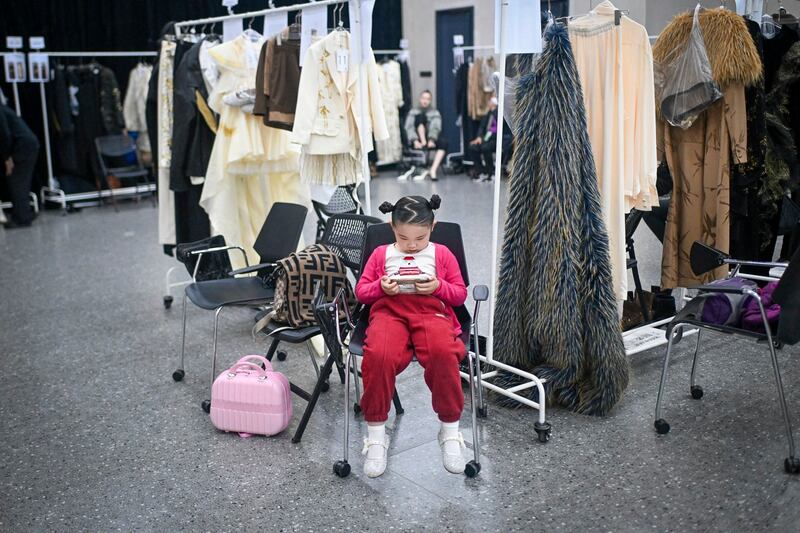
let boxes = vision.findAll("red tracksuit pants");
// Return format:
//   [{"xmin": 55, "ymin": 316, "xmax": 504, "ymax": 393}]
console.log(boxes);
[{"xmin": 360, "ymin": 295, "xmax": 465, "ymax": 423}]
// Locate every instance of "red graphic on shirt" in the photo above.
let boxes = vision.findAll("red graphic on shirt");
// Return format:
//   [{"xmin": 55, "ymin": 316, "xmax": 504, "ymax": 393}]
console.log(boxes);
[{"xmin": 398, "ymin": 256, "xmax": 421, "ymax": 276}]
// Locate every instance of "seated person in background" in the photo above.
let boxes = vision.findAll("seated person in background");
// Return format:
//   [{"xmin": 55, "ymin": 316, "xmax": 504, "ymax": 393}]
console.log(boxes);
[
  {"xmin": 0, "ymin": 102, "xmax": 39, "ymax": 228},
  {"xmin": 466, "ymin": 96, "xmax": 512, "ymax": 183},
  {"xmin": 402, "ymin": 90, "xmax": 448, "ymax": 182}
]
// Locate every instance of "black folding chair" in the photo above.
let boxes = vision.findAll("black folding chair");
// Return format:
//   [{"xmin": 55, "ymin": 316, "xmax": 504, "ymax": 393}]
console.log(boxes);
[
  {"xmin": 626, "ymin": 209, "xmax": 651, "ymax": 323},
  {"xmin": 654, "ymin": 241, "xmax": 800, "ymax": 474},
  {"xmin": 256, "ymin": 213, "xmax": 381, "ymax": 443},
  {"xmin": 331, "ymin": 222, "xmax": 492, "ymax": 478},
  {"xmin": 94, "ymin": 134, "xmax": 154, "ymax": 210},
  {"xmin": 310, "ymin": 185, "xmax": 362, "ymax": 242},
  {"xmin": 171, "ymin": 202, "xmax": 307, "ymax": 412}
]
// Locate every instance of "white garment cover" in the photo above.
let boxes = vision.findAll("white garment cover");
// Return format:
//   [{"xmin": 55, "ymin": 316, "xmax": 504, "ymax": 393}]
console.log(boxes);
[
  {"xmin": 123, "ymin": 63, "xmax": 153, "ymax": 153},
  {"xmin": 568, "ymin": 1, "xmax": 659, "ymax": 304},
  {"xmin": 375, "ymin": 60, "xmax": 404, "ymax": 164}
]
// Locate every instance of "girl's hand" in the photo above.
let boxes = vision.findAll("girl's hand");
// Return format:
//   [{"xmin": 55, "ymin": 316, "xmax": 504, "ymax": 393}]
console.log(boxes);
[
  {"xmin": 415, "ymin": 277, "xmax": 440, "ymax": 295},
  {"xmin": 380, "ymin": 275, "xmax": 400, "ymax": 296}
]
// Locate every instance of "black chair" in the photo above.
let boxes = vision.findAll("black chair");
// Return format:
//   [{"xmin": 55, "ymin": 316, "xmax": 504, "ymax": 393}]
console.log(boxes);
[
  {"xmin": 332, "ymin": 222, "xmax": 498, "ymax": 479},
  {"xmin": 255, "ymin": 213, "xmax": 381, "ymax": 443},
  {"xmin": 654, "ymin": 241, "xmax": 800, "ymax": 474},
  {"xmin": 172, "ymin": 202, "xmax": 308, "ymax": 412},
  {"xmin": 311, "ymin": 185, "xmax": 362, "ymax": 242},
  {"xmin": 94, "ymin": 134, "xmax": 154, "ymax": 210}
]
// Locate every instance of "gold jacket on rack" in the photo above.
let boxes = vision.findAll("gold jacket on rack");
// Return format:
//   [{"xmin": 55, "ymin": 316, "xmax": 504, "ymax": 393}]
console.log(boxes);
[{"xmin": 291, "ymin": 31, "xmax": 389, "ymax": 158}]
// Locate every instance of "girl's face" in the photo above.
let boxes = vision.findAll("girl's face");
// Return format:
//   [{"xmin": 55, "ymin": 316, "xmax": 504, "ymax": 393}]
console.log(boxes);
[{"xmin": 392, "ymin": 222, "xmax": 434, "ymax": 254}]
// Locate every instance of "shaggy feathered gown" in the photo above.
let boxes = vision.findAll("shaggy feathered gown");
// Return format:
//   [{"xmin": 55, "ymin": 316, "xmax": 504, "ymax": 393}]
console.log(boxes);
[{"xmin": 493, "ymin": 23, "xmax": 629, "ymax": 416}]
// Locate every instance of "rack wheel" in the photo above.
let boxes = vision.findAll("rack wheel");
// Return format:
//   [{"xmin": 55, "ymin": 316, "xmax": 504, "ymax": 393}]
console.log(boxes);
[
  {"xmin": 774, "ymin": 340, "xmax": 784, "ymax": 350},
  {"xmin": 201, "ymin": 399, "xmax": 211, "ymax": 413},
  {"xmin": 172, "ymin": 369, "xmax": 185, "ymax": 382},
  {"xmin": 353, "ymin": 403, "xmax": 362, "ymax": 415},
  {"xmin": 333, "ymin": 460, "xmax": 351, "ymax": 477},
  {"xmin": 277, "ymin": 351, "xmax": 287, "ymax": 361},
  {"xmin": 477, "ymin": 405, "xmax": 488, "ymax": 418},
  {"xmin": 785, "ymin": 457, "xmax": 800, "ymax": 474},
  {"xmin": 690, "ymin": 385, "xmax": 704, "ymax": 399},
  {"xmin": 321, "ymin": 380, "xmax": 330, "ymax": 392},
  {"xmin": 163, "ymin": 295, "xmax": 173, "ymax": 309},
  {"xmin": 534, "ymin": 421, "xmax": 552, "ymax": 443},
  {"xmin": 465, "ymin": 460, "xmax": 481, "ymax": 478},
  {"xmin": 654, "ymin": 419, "xmax": 670, "ymax": 434}
]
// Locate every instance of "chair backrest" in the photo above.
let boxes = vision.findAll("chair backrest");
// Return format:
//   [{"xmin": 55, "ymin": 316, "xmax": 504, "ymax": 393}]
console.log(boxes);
[
  {"xmin": 253, "ymin": 202, "xmax": 308, "ymax": 264},
  {"xmin": 312, "ymin": 185, "xmax": 361, "ymax": 217},
  {"xmin": 94, "ymin": 134, "xmax": 142, "ymax": 173},
  {"xmin": 320, "ymin": 213, "xmax": 382, "ymax": 274},
  {"xmin": 360, "ymin": 222, "xmax": 470, "ymax": 286}
]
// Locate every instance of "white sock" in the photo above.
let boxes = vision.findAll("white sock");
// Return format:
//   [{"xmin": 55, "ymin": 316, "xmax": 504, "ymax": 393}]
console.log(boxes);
[
  {"xmin": 366, "ymin": 424, "xmax": 386, "ymax": 460},
  {"xmin": 440, "ymin": 421, "xmax": 462, "ymax": 454}
]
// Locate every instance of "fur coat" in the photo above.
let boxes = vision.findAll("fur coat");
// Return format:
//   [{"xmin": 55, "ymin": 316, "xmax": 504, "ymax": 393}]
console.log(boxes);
[{"xmin": 492, "ymin": 23, "xmax": 629, "ymax": 416}]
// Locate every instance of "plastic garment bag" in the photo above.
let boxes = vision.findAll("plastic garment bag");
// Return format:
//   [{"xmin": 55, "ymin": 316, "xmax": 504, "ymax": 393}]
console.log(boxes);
[{"xmin": 655, "ymin": 4, "xmax": 722, "ymax": 129}]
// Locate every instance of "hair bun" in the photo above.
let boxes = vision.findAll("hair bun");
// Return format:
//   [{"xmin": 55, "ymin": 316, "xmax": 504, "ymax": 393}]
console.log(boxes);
[
  {"xmin": 378, "ymin": 201, "xmax": 396, "ymax": 214},
  {"xmin": 428, "ymin": 195, "xmax": 442, "ymax": 210}
]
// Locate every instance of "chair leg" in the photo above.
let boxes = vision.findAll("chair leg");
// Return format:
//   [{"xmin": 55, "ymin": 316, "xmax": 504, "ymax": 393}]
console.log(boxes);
[
  {"xmin": 210, "ymin": 306, "xmax": 224, "ymax": 392},
  {"xmin": 755, "ymin": 296, "xmax": 797, "ymax": 469},
  {"xmin": 292, "ymin": 348, "xmax": 338, "ymax": 443},
  {"xmin": 689, "ymin": 329, "xmax": 703, "ymax": 399},
  {"xmin": 343, "ymin": 351, "xmax": 353, "ymax": 463},
  {"xmin": 179, "ymin": 292, "xmax": 188, "ymax": 371},
  {"xmin": 465, "ymin": 346, "xmax": 482, "ymax": 476},
  {"xmin": 352, "ymin": 355, "xmax": 362, "ymax": 409},
  {"xmin": 654, "ymin": 325, "xmax": 681, "ymax": 434},
  {"xmin": 264, "ymin": 337, "xmax": 280, "ymax": 361},
  {"xmin": 392, "ymin": 388, "xmax": 404, "ymax": 415}
]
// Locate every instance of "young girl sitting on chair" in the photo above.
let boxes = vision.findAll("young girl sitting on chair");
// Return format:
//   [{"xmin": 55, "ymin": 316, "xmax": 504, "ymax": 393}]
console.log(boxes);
[{"xmin": 356, "ymin": 195, "xmax": 468, "ymax": 477}]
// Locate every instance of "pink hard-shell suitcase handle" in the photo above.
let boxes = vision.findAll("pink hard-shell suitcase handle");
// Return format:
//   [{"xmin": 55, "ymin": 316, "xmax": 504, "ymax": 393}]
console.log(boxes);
[
  {"xmin": 237, "ymin": 354, "xmax": 275, "ymax": 371},
  {"xmin": 226, "ymin": 362, "xmax": 269, "ymax": 377}
]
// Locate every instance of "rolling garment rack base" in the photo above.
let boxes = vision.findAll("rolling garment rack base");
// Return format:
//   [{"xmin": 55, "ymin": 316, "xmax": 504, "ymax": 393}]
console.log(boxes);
[{"xmin": 37, "ymin": 51, "xmax": 159, "ymax": 212}]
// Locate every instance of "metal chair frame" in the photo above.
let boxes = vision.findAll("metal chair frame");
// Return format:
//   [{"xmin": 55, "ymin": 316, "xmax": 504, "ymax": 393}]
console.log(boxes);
[{"xmin": 653, "ymin": 251, "xmax": 799, "ymax": 474}]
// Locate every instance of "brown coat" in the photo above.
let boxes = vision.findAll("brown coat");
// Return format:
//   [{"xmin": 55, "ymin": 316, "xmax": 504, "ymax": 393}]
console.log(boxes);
[
  {"xmin": 654, "ymin": 8, "xmax": 762, "ymax": 288},
  {"xmin": 254, "ymin": 31, "xmax": 301, "ymax": 131}
]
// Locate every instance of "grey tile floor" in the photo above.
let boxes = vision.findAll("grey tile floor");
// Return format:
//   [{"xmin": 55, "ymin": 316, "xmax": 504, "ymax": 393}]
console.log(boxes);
[{"xmin": 1, "ymin": 172, "xmax": 798, "ymax": 532}]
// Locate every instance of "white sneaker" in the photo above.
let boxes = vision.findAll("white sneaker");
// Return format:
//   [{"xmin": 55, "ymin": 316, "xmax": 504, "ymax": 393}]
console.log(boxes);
[
  {"xmin": 397, "ymin": 167, "xmax": 416, "ymax": 181},
  {"xmin": 438, "ymin": 430, "xmax": 466, "ymax": 474},
  {"xmin": 362, "ymin": 434, "xmax": 390, "ymax": 478},
  {"xmin": 413, "ymin": 170, "xmax": 429, "ymax": 182}
]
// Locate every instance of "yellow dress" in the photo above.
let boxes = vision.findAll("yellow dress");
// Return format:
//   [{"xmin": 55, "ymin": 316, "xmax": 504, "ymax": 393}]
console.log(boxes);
[{"xmin": 200, "ymin": 35, "xmax": 308, "ymax": 268}]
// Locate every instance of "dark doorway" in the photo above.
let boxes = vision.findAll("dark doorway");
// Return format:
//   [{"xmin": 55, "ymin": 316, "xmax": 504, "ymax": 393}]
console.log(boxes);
[{"xmin": 435, "ymin": 7, "xmax": 473, "ymax": 155}]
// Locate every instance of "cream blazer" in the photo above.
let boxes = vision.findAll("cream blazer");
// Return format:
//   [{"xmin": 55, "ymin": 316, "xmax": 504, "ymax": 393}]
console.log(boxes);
[{"xmin": 291, "ymin": 31, "xmax": 389, "ymax": 157}]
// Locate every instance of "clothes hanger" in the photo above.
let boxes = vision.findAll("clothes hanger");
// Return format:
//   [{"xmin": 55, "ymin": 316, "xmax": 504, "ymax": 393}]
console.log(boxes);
[{"xmin": 243, "ymin": 17, "xmax": 262, "ymax": 42}]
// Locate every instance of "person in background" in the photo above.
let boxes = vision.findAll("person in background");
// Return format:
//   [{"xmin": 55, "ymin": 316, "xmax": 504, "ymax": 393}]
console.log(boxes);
[
  {"xmin": 466, "ymin": 96, "xmax": 511, "ymax": 182},
  {"xmin": 401, "ymin": 90, "xmax": 448, "ymax": 182},
  {"xmin": 0, "ymin": 102, "xmax": 39, "ymax": 228}
]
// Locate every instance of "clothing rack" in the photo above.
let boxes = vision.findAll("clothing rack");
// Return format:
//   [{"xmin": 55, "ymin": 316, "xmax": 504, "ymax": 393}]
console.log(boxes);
[
  {"xmin": 445, "ymin": 44, "xmax": 495, "ymax": 170},
  {"xmin": 174, "ymin": 0, "xmax": 346, "ymax": 37},
  {"xmin": 38, "ymin": 51, "xmax": 158, "ymax": 210},
  {"xmin": 172, "ymin": 0, "xmax": 374, "ymax": 216}
]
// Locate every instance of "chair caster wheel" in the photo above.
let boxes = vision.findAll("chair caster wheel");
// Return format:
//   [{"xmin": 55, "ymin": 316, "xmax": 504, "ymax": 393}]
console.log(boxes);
[
  {"xmin": 654, "ymin": 419, "xmax": 670, "ymax": 434},
  {"xmin": 163, "ymin": 295, "xmax": 173, "ymax": 309},
  {"xmin": 321, "ymin": 381, "xmax": 330, "ymax": 392},
  {"xmin": 201, "ymin": 400, "xmax": 211, "ymax": 413},
  {"xmin": 690, "ymin": 385, "xmax": 703, "ymax": 399},
  {"xmin": 534, "ymin": 421, "xmax": 551, "ymax": 443},
  {"xmin": 333, "ymin": 460, "xmax": 351, "ymax": 477},
  {"xmin": 774, "ymin": 340, "xmax": 784, "ymax": 350},
  {"xmin": 353, "ymin": 403, "xmax": 361, "ymax": 415},
  {"xmin": 277, "ymin": 351, "xmax": 287, "ymax": 361},
  {"xmin": 785, "ymin": 457, "xmax": 800, "ymax": 474},
  {"xmin": 172, "ymin": 369, "xmax": 185, "ymax": 382},
  {"xmin": 477, "ymin": 405, "xmax": 488, "ymax": 418},
  {"xmin": 465, "ymin": 460, "xmax": 481, "ymax": 478}
]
